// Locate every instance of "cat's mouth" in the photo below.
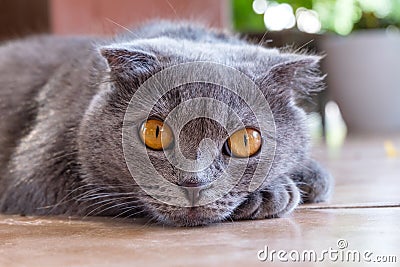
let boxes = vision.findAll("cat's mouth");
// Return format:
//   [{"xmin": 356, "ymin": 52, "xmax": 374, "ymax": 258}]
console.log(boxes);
[{"xmin": 138, "ymin": 182, "xmax": 248, "ymax": 226}]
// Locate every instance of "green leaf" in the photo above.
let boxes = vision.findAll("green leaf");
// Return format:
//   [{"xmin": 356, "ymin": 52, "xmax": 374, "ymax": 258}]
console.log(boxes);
[{"xmin": 231, "ymin": 0, "xmax": 266, "ymax": 32}]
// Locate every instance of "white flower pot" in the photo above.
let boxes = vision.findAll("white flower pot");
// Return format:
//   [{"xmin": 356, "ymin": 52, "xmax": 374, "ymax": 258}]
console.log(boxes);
[{"xmin": 321, "ymin": 30, "xmax": 400, "ymax": 134}]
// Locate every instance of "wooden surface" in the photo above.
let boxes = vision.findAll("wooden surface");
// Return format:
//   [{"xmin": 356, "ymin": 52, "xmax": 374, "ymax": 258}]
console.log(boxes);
[{"xmin": 1, "ymin": 136, "xmax": 399, "ymax": 266}]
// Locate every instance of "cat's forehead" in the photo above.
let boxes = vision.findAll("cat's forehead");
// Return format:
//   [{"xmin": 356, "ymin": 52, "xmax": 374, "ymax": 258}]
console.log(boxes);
[
  {"xmin": 148, "ymin": 84, "xmax": 260, "ymax": 131},
  {"xmin": 114, "ymin": 37, "xmax": 280, "ymax": 69}
]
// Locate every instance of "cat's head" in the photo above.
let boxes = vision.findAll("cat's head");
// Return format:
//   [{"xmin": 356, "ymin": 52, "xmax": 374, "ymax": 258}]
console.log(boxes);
[{"xmin": 78, "ymin": 32, "xmax": 323, "ymax": 226}]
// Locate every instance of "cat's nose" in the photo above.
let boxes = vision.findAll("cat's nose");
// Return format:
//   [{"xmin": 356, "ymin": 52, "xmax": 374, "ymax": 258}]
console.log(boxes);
[
  {"xmin": 179, "ymin": 181, "xmax": 211, "ymax": 207},
  {"xmin": 179, "ymin": 181, "xmax": 209, "ymax": 188}
]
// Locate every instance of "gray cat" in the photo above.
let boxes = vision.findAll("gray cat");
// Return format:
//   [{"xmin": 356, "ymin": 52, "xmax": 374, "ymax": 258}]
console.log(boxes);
[{"xmin": 0, "ymin": 21, "xmax": 332, "ymax": 226}]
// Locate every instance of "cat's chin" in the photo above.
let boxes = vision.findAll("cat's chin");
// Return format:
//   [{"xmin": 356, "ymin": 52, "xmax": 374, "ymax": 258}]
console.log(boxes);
[{"xmin": 146, "ymin": 205, "xmax": 232, "ymax": 227}]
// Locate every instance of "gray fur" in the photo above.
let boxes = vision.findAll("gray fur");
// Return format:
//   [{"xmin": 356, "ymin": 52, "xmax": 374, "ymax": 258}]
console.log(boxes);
[{"xmin": 0, "ymin": 21, "xmax": 332, "ymax": 226}]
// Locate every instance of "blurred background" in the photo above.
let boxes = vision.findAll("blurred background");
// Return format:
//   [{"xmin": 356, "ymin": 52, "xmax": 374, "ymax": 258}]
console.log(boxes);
[{"xmin": 0, "ymin": 0, "xmax": 399, "ymax": 154}]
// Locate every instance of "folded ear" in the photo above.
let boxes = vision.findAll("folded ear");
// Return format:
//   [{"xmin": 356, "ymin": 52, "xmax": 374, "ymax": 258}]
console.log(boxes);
[
  {"xmin": 99, "ymin": 46, "xmax": 159, "ymax": 87},
  {"xmin": 261, "ymin": 54, "xmax": 325, "ymax": 100}
]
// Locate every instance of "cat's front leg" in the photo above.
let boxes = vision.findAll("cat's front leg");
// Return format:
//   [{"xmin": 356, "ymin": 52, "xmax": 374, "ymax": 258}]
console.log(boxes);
[
  {"xmin": 289, "ymin": 159, "xmax": 333, "ymax": 204},
  {"xmin": 231, "ymin": 159, "xmax": 333, "ymax": 220},
  {"xmin": 232, "ymin": 175, "xmax": 301, "ymax": 220}
]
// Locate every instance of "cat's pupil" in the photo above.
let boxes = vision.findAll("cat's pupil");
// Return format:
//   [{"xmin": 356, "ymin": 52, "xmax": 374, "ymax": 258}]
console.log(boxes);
[
  {"xmin": 156, "ymin": 126, "xmax": 160, "ymax": 138},
  {"xmin": 243, "ymin": 134, "xmax": 248, "ymax": 147}
]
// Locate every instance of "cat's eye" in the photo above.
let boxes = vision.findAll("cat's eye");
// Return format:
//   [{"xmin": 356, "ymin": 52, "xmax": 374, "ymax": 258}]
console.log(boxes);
[
  {"xmin": 139, "ymin": 119, "xmax": 174, "ymax": 150},
  {"xmin": 225, "ymin": 128, "xmax": 262, "ymax": 158}
]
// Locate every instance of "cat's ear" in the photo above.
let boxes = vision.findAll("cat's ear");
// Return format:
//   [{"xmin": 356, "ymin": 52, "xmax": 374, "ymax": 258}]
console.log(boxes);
[
  {"xmin": 99, "ymin": 46, "xmax": 159, "ymax": 85},
  {"xmin": 261, "ymin": 54, "xmax": 325, "ymax": 100}
]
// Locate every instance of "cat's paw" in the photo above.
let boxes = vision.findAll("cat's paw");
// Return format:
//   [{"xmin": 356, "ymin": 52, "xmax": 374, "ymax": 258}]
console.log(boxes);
[
  {"xmin": 232, "ymin": 176, "xmax": 300, "ymax": 220},
  {"xmin": 290, "ymin": 159, "xmax": 333, "ymax": 204}
]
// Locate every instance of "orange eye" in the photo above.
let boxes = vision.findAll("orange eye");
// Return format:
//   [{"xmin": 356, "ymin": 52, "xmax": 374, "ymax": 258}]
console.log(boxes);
[
  {"xmin": 226, "ymin": 128, "xmax": 262, "ymax": 158},
  {"xmin": 139, "ymin": 119, "xmax": 174, "ymax": 150}
]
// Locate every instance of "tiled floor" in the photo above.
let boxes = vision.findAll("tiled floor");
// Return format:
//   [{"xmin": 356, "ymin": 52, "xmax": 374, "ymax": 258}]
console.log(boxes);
[{"xmin": 1, "ymin": 136, "xmax": 399, "ymax": 266}]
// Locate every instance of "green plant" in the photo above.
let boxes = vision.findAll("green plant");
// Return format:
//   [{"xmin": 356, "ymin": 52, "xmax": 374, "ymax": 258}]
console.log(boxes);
[{"xmin": 231, "ymin": 0, "xmax": 400, "ymax": 35}]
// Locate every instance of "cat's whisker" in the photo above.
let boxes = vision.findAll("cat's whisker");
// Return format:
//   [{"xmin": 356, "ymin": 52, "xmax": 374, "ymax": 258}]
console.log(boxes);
[
  {"xmin": 257, "ymin": 30, "xmax": 271, "ymax": 47},
  {"xmin": 80, "ymin": 195, "xmax": 141, "ymax": 211},
  {"xmin": 83, "ymin": 200, "xmax": 118, "ymax": 218},
  {"xmin": 165, "ymin": 0, "xmax": 178, "ymax": 18},
  {"xmin": 105, "ymin": 17, "xmax": 138, "ymax": 37},
  {"xmin": 77, "ymin": 192, "xmax": 137, "ymax": 201},
  {"xmin": 112, "ymin": 208, "xmax": 146, "ymax": 220},
  {"xmin": 39, "ymin": 183, "xmax": 91, "ymax": 209},
  {"xmin": 82, "ymin": 195, "xmax": 143, "ymax": 215},
  {"xmin": 38, "ymin": 183, "xmax": 116, "ymax": 212},
  {"xmin": 73, "ymin": 183, "xmax": 140, "ymax": 198},
  {"xmin": 86, "ymin": 199, "xmax": 144, "ymax": 217},
  {"xmin": 141, "ymin": 216, "xmax": 158, "ymax": 229},
  {"xmin": 294, "ymin": 39, "xmax": 315, "ymax": 54},
  {"xmin": 226, "ymin": 214, "xmax": 235, "ymax": 224}
]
